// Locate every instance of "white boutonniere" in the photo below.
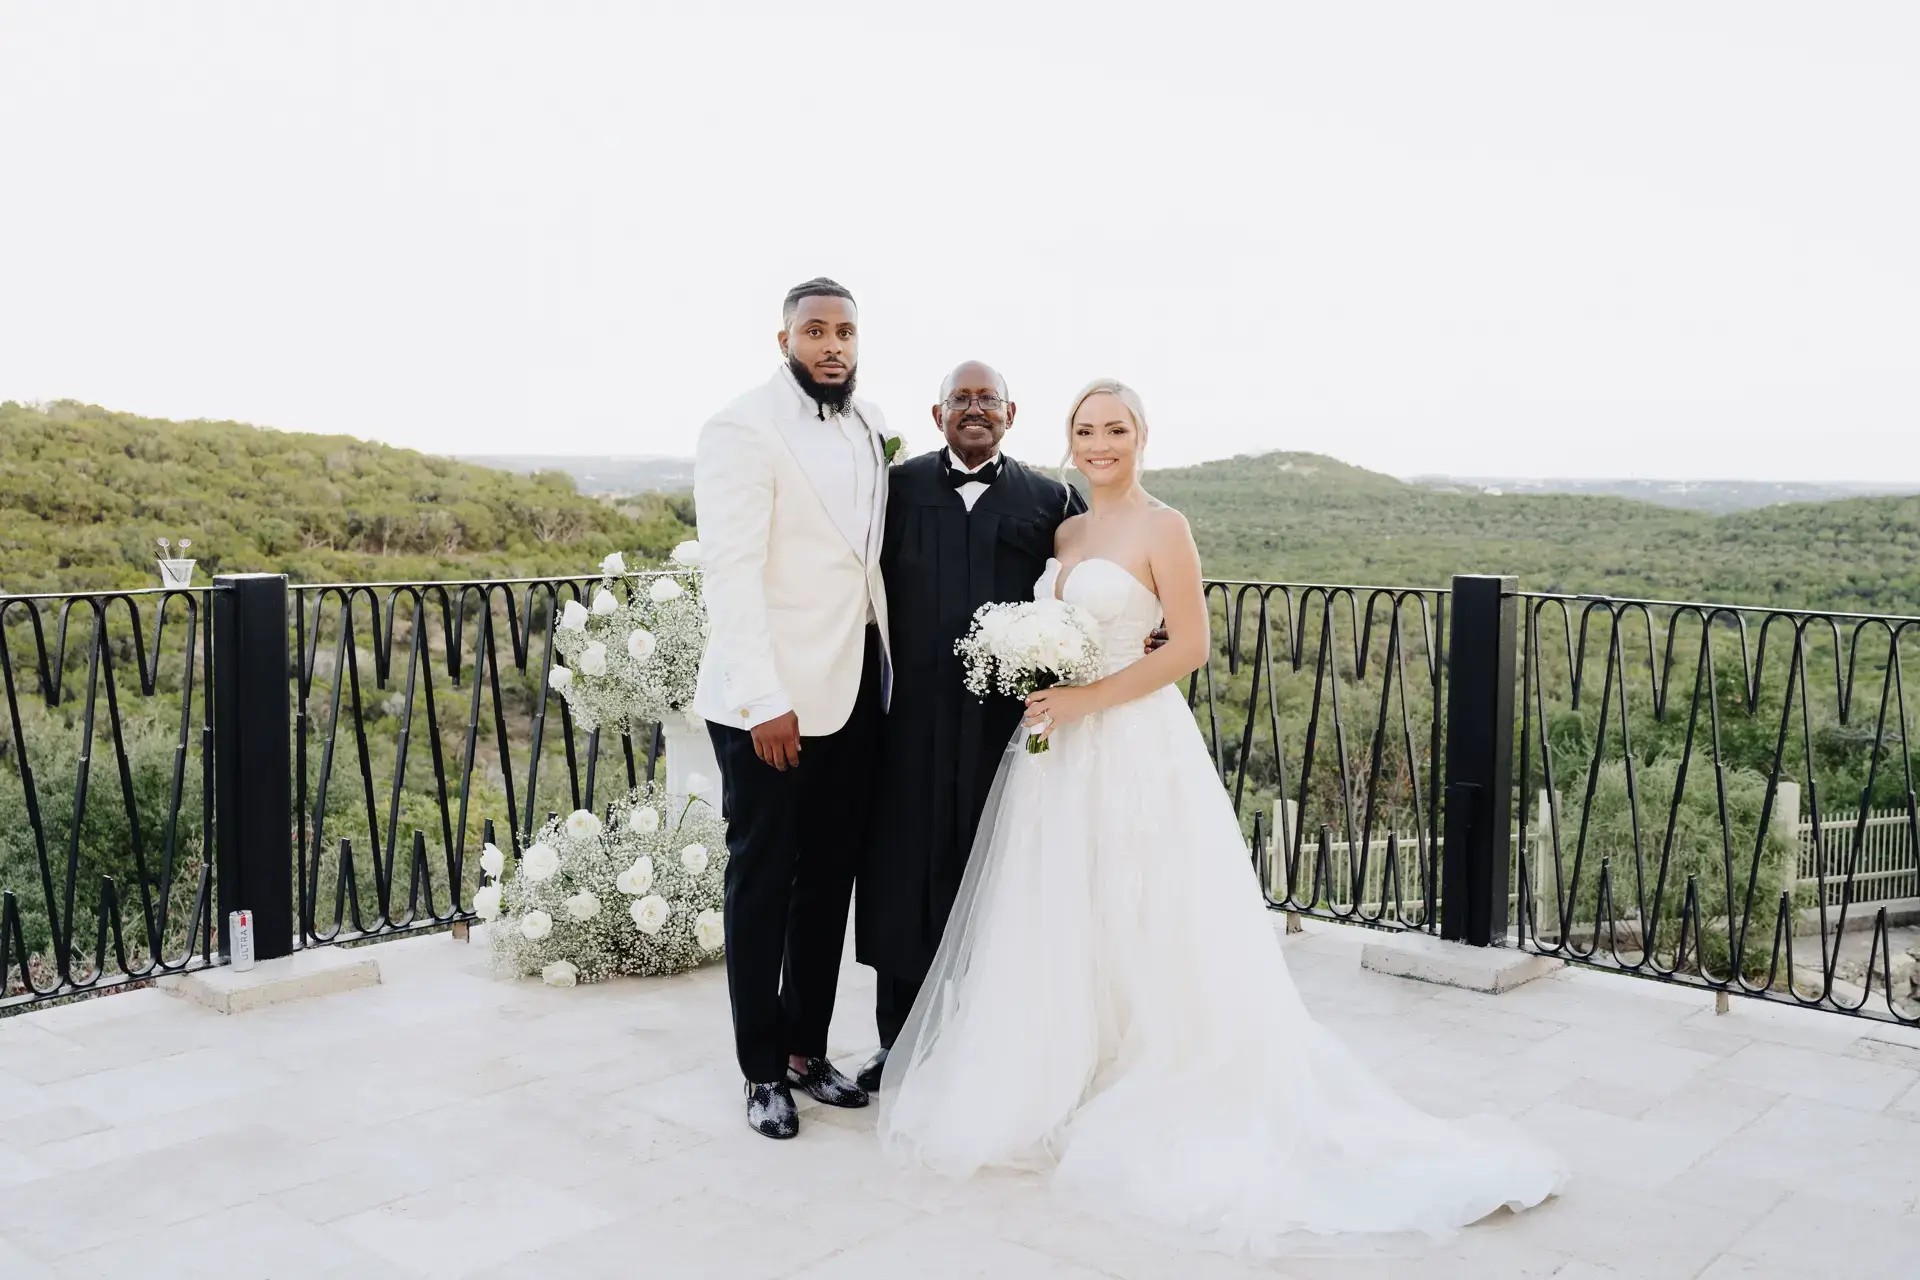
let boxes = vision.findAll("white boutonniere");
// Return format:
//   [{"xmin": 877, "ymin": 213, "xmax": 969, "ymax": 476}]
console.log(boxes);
[{"xmin": 882, "ymin": 435, "xmax": 906, "ymax": 465}]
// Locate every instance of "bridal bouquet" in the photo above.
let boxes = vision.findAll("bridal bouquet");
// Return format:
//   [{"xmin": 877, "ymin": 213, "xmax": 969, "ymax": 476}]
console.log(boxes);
[
  {"xmin": 955, "ymin": 599, "xmax": 1103, "ymax": 753},
  {"xmin": 549, "ymin": 542, "xmax": 707, "ymax": 734},
  {"xmin": 479, "ymin": 783, "xmax": 728, "ymax": 985}
]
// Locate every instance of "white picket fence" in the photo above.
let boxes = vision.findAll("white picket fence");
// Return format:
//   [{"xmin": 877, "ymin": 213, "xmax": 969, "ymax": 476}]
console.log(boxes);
[
  {"xmin": 1262, "ymin": 800, "xmax": 1446, "ymax": 914},
  {"xmin": 1796, "ymin": 806, "xmax": 1920, "ymax": 906},
  {"xmin": 1262, "ymin": 787, "xmax": 1920, "ymax": 915}
]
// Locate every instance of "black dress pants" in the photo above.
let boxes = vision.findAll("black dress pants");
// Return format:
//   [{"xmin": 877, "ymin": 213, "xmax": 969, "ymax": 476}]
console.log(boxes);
[{"xmin": 708, "ymin": 628, "xmax": 883, "ymax": 1083}]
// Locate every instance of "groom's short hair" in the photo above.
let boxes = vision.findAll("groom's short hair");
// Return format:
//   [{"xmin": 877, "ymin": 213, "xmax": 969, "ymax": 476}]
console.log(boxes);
[{"xmin": 783, "ymin": 277, "xmax": 856, "ymax": 327}]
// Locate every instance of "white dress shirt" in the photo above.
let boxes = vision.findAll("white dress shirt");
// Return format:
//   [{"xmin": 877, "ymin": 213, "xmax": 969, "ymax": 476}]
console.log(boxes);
[
  {"xmin": 947, "ymin": 447, "xmax": 1001, "ymax": 513},
  {"xmin": 781, "ymin": 404, "xmax": 879, "ymax": 631}
]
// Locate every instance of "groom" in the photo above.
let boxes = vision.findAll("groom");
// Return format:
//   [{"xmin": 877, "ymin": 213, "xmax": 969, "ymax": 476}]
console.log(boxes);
[
  {"xmin": 693, "ymin": 277, "xmax": 892, "ymax": 1139},
  {"xmin": 855, "ymin": 360, "xmax": 1083, "ymax": 1090}
]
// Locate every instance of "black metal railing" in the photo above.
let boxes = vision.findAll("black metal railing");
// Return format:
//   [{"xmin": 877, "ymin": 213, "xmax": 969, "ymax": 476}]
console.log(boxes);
[
  {"xmin": 0, "ymin": 587, "xmax": 217, "ymax": 1012},
  {"xmin": 1514, "ymin": 591, "xmax": 1920, "ymax": 1026},
  {"xmin": 9, "ymin": 567, "xmax": 1918, "ymax": 1031},
  {"xmin": 1195, "ymin": 579, "xmax": 1450, "ymax": 933},
  {"xmin": 290, "ymin": 575, "xmax": 664, "ymax": 949}
]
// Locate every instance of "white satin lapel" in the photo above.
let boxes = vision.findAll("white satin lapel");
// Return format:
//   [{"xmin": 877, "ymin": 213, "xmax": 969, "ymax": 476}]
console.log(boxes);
[
  {"xmin": 768, "ymin": 369, "xmax": 872, "ymax": 563},
  {"xmin": 854, "ymin": 403, "xmax": 888, "ymax": 564}
]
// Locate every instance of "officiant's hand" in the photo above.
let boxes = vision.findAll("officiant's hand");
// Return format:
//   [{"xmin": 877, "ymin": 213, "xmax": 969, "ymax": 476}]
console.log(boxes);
[
  {"xmin": 1144, "ymin": 625, "xmax": 1169, "ymax": 654},
  {"xmin": 1023, "ymin": 686, "xmax": 1096, "ymax": 742},
  {"xmin": 752, "ymin": 712, "xmax": 802, "ymax": 771}
]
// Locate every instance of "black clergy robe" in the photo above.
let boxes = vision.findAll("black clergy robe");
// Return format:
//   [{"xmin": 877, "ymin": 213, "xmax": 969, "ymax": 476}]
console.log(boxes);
[{"xmin": 856, "ymin": 451, "xmax": 1084, "ymax": 1012}]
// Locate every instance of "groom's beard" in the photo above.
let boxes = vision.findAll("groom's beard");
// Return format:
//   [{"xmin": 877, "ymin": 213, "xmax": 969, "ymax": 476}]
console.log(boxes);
[{"xmin": 787, "ymin": 356, "xmax": 858, "ymax": 419}]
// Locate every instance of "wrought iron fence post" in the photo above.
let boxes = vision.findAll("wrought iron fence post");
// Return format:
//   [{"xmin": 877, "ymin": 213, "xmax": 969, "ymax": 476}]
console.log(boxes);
[
  {"xmin": 213, "ymin": 573, "xmax": 293, "ymax": 963},
  {"xmin": 1440, "ymin": 574, "xmax": 1517, "ymax": 946}
]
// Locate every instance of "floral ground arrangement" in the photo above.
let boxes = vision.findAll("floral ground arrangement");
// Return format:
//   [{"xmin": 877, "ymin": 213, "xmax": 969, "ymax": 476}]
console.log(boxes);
[
  {"xmin": 478, "ymin": 783, "xmax": 729, "ymax": 985},
  {"xmin": 548, "ymin": 543, "xmax": 707, "ymax": 735}
]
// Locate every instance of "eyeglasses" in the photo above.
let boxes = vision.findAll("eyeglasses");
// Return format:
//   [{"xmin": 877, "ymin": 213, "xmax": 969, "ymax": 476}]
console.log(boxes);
[{"xmin": 944, "ymin": 393, "xmax": 1006, "ymax": 412}]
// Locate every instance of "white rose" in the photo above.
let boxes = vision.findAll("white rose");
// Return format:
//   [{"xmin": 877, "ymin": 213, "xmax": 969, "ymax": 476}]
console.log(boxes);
[
  {"xmin": 695, "ymin": 908, "xmax": 725, "ymax": 951},
  {"xmin": 600, "ymin": 551, "xmax": 627, "ymax": 578},
  {"xmin": 1004, "ymin": 615, "xmax": 1047, "ymax": 654},
  {"xmin": 630, "ymin": 894, "xmax": 671, "ymax": 935},
  {"xmin": 679, "ymin": 843, "xmax": 709, "ymax": 876},
  {"xmin": 591, "ymin": 588, "xmax": 619, "ymax": 617},
  {"xmin": 564, "ymin": 891, "xmax": 601, "ymax": 922},
  {"xmin": 671, "ymin": 540, "xmax": 703, "ymax": 567},
  {"xmin": 564, "ymin": 808, "xmax": 603, "ymax": 840},
  {"xmin": 548, "ymin": 664, "xmax": 573, "ymax": 690},
  {"xmin": 519, "ymin": 909, "xmax": 553, "ymax": 941},
  {"xmin": 626, "ymin": 627, "xmax": 657, "ymax": 664},
  {"xmin": 626, "ymin": 805, "xmax": 660, "ymax": 834},
  {"xmin": 473, "ymin": 883, "xmax": 502, "ymax": 921},
  {"xmin": 616, "ymin": 856, "xmax": 654, "ymax": 896},
  {"xmin": 686, "ymin": 772, "xmax": 713, "ymax": 798},
  {"xmin": 478, "ymin": 842, "xmax": 505, "ymax": 879},
  {"xmin": 648, "ymin": 577, "xmax": 684, "ymax": 604},
  {"xmin": 578, "ymin": 641, "xmax": 608, "ymax": 676},
  {"xmin": 558, "ymin": 600, "xmax": 590, "ymax": 631},
  {"xmin": 541, "ymin": 959, "xmax": 578, "ymax": 987},
  {"xmin": 521, "ymin": 842, "xmax": 560, "ymax": 882}
]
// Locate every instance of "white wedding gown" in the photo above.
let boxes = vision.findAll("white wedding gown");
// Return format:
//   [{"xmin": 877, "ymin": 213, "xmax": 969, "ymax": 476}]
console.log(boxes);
[{"xmin": 877, "ymin": 557, "xmax": 1565, "ymax": 1255}]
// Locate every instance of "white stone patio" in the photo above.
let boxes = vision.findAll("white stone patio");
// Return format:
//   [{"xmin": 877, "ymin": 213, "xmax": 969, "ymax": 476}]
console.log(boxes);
[{"xmin": 2, "ymin": 920, "xmax": 1919, "ymax": 1280}]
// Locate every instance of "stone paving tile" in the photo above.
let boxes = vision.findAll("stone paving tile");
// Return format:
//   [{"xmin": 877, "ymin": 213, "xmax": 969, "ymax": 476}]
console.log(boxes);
[
  {"xmin": 1687, "ymin": 1095, "xmax": 1920, "ymax": 1212},
  {"xmin": 6, "ymin": 922, "xmax": 1920, "ymax": 1278},
  {"xmin": 333, "ymin": 1171, "xmax": 621, "ymax": 1278},
  {"xmin": 0, "ymin": 1065, "xmax": 55, "ymax": 1121},
  {"xmin": 1720, "ymin": 1189, "xmax": 1920, "ymax": 1275},
  {"xmin": 0, "ymin": 1140, "xmax": 50, "ymax": 1189},
  {"xmin": 1701, "ymin": 1038, "xmax": 1918, "ymax": 1110},
  {"xmin": 1478, "ymin": 1174, "xmax": 1763, "ymax": 1280},
  {"xmin": 0, "ymin": 1105, "xmax": 110, "ymax": 1148},
  {"xmin": 1514, "ymin": 1098, "xmax": 1729, "ymax": 1186},
  {"xmin": 469, "ymin": 1190, "xmax": 876, "ymax": 1280},
  {"xmin": 26, "ymin": 1087, "xmax": 280, "ymax": 1174},
  {"xmin": 787, "ymin": 1217, "xmax": 1123, "ymax": 1280},
  {"xmin": 0, "ymin": 1121, "xmax": 357, "ymax": 1258},
  {"xmin": 0, "ymin": 1234, "xmax": 57, "ymax": 1279},
  {"xmin": 52, "ymin": 1200, "xmax": 397, "ymax": 1280},
  {"xmin": 1544, "ymin": 1075, "xmax": 1665, "ymax": 1119},
  {"xmin": 1692, "ymin": 1257, "xmax": 1813, "ymax": 1280},
  {"xmin": 1847, "ymin": 1032, "xmax": 1920, "ymax": 1072}
]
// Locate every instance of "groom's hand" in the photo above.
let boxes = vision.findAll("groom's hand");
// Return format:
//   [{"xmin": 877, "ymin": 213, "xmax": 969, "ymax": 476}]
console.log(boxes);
[
  {"xmin": 1143, "ymin": 625, "xmax": 1169, "ymax": 655},
  {"xmin": 752, "ymin": 711, "xmax": 803, "ymax": 771}
]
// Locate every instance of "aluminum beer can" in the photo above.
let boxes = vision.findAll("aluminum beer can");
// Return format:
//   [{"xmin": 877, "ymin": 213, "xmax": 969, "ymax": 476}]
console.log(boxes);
[{"xmin": 229, "ymin": 909, "xmax": 256, "ymax": 972}]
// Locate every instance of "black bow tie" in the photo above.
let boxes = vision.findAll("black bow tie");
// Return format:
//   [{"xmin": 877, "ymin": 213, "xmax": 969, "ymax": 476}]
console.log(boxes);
[{"xmin": 945, "ymin": 459, "xmax": 1001, "ymax": 489}]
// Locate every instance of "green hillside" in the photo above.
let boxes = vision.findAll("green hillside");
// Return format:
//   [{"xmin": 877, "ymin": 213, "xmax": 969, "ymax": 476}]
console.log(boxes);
[
  {"xmin": 3, "ymin": 404, "xmax": 1915, "ymax": 616},
  {"xmin": 1147, "ymin": 451, "xmax": 1920, "ymax": 615},
  {"xmin": 0, "ymin": 401, "xmax": 695, "ymax": 593}
]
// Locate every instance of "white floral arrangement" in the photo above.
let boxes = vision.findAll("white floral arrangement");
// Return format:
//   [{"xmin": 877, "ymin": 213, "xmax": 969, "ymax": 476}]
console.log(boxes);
[
  {"xmin": 954, "ymin": 598, "xmax": 1104, "ymax": 754},
  {"xmin": 549, "ymin": 541, "xmax": 707, "ymax": 734},
  {"xmin": 479, "ymin": 783, "xmax": 728, "ymax": 985}
]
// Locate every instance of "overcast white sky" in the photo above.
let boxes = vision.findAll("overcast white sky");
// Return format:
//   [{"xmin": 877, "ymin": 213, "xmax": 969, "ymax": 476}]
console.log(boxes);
[{"xmin": 2, "ymin": 2, "xmax": 1914, "ymax": 481}]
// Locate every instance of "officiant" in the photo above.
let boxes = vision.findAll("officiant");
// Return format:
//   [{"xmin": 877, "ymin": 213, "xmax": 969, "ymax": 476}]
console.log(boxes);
[{"xmin": 854, "ymin": 361, "xmax": 1084, "ymax": 1091}]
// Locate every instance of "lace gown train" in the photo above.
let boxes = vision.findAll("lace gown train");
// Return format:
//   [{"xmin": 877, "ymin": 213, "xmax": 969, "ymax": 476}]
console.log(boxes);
[{"xmin": 876, "ymin": 557, "xmax": 1565, "ymax": 1255}]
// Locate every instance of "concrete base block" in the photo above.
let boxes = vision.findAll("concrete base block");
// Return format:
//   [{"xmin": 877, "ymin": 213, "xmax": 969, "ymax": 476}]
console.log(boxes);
[
  {"xmin": 158, "ymin": 946, "xmax": 382, "ymax": 1014},
  {"xmin": 1360, "ymin": 931, "xmax": 1562, "ymax": 994}
]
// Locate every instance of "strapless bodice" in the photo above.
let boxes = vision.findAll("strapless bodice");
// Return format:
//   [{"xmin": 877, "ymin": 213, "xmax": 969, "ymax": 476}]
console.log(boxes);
[{"xmin": 1034, "ymin": 558, "xmax": 1165, "ymax": 677}]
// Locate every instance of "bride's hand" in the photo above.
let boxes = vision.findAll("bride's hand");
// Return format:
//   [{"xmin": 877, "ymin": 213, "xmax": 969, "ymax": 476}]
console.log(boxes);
[{"xmin": 1024, "ymin": 686, "xmax": 1097, "ymax": 741}]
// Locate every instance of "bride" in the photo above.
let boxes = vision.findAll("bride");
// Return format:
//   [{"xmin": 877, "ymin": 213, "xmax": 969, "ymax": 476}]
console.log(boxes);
[{"xmin": 876, "ymin": 379, "xmax": 1565, "ymax": 1254}]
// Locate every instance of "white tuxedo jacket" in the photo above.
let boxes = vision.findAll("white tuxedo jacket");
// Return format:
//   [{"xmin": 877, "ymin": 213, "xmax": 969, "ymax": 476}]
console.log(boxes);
[{"xmin": 692, "ymin": 366, "xmax": 893, "ymax": 737}]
